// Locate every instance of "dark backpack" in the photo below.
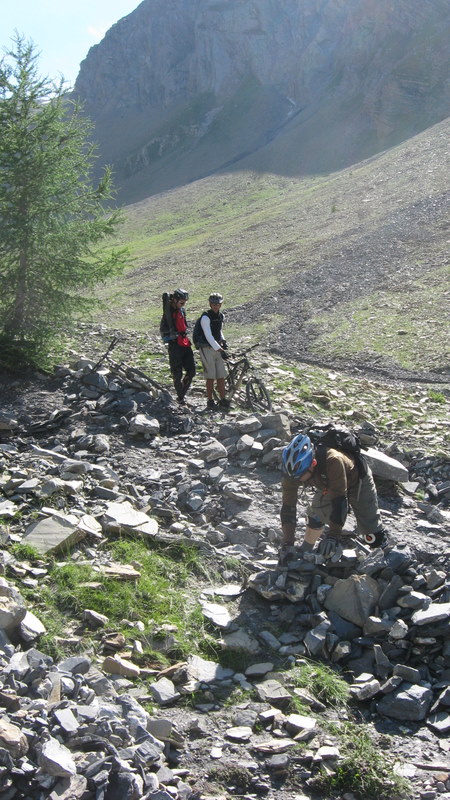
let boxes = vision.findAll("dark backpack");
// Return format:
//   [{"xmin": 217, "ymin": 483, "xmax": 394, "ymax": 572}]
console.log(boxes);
[
  {"xmin": 159, "ymin": 292, "xmax": 177, "ymax": 343},
  {"xmin": 307, "ymin": 423, "xmax": 367, "ymax": 479},
  {"xmin": 192, "ymin": 314, "xmax": 207, "ymax": 349}
]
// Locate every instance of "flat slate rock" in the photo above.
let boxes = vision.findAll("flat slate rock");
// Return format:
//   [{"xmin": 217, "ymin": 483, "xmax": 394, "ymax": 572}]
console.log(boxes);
[
  {"xmin": 22, "ymin": 516, "xmax": 85, "ymax": 555},
  {"xmin": 186, "ymin": 654, "xmax": 234, "ymax": 682}
]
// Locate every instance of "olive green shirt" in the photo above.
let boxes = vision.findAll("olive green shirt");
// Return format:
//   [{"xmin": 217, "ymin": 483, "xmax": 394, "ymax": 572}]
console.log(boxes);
[{"xmin": 281, "ymin": 448, "xmax": 360, "ymax": 534}]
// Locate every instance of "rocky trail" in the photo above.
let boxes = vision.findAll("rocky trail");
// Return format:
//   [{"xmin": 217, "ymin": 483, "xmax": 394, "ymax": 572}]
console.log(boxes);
[{"xmin": 0, "ymin": 334, "xmax": 449, "ymax": 800}]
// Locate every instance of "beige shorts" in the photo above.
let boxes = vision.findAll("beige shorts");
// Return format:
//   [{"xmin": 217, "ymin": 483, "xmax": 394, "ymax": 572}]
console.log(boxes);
[
  {"xmin": 307, "ymin": 467, "xmax": 382, "ymax": 535},
  {"xmin": 198, "ymin": 346, "xmax": 227, "ymax": 379}
]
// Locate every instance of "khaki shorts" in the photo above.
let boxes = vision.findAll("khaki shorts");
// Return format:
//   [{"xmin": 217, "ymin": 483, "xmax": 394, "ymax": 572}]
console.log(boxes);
[
  {"xmin": 199, "ymin": 346, "xmax": 227, "ymax": 379},
  {"xmin": 307, "ymin": 467, "xmax": 382, "ymax": 535}
]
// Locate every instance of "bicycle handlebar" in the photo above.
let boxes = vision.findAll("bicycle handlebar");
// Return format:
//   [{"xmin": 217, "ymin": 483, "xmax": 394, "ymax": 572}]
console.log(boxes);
[{"xmin": 226, "ymin": 343, "xmax": 259, "ymax": 359}]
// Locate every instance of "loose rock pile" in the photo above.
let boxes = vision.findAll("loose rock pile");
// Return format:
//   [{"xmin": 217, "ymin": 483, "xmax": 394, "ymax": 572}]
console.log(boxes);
[
  {"xmin": 1, "ymin": 354, "xmax": 450, "ymax": 799},
  {"xmin": 0, "ymin": 645, "xmax": 189, "ymax": 800},
  {"xmin": 249, "ymin": 543, "xmax": 450, "ymax": 726}
]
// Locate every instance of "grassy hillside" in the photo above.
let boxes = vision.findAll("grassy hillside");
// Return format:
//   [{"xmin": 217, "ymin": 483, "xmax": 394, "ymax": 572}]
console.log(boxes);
[{"xmin": 94, "ymin": 116, "xmax": 450, "ymax": 377}]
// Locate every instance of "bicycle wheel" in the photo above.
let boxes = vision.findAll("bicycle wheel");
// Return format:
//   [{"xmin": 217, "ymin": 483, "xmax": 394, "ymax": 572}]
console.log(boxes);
[{"xmin": 246, "ymin": 377, "xmax": 272, "ymax": 412}]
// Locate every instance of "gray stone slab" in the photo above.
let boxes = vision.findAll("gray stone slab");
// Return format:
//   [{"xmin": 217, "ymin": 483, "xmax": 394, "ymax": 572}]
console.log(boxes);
[
  {"xmin": 38, "ymin": 737, "xmax": 76, "ymax": 777},
  {"xmin": 53, "ymin": 707, "xmax": 80, "ymax": 733},
  {"xmin": 22, "ymin": 516, "xmax": 85, "ymax": 555},
  {"xmin": 412, "ymin": 602, "xmax": 450, "ymax": 626},
  {"xmin": 256, "ymin": 679, "xmax": 292, "ymax": 708},
  {"xmin": 427, "ymin": 711, "xmax": 450, "ymax": 734},
  {"xmin": 377, "ymin": 683, "xmax": 433, "ymax": 721},
  {"xmin": 200, "ymin": 600, "xmax": 231, "ymax": 629},
  {"xmin": 148, "ymin": 677, "xmax": 180, "ymax": 706},
  {"xmin": 324, "ymin": 574, "xmax": 379, "ymax": 627},
  {"xmin": 364, "ymin": 448, "xmax": 409, "ymax": 482},
  {"xmin": 186, "ymin": 654, "xmax": 234, "ymax": 682}
]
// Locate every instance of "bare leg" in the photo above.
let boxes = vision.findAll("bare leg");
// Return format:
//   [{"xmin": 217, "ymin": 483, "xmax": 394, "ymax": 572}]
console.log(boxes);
[
  {"xmin": 299, "ymin": 525, "xmax": 324, "ymax": 551},
  {"xmin": 206, "ymin": 378, "xmax": 214, "ymax": 400},
  {"xmin": 217, "ymin": 377, "xmax": 226, "ymax": 400}
]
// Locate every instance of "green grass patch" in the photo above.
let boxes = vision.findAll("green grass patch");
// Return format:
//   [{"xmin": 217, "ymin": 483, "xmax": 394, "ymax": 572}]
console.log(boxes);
[
  {"xmin": 10, "ymin": 543, "xmax": 42, "ymax": 561},
  {"xmin": 428, "ymin": 389, "xmax": 446, "ymax": 404},
  {"xmin": 287, "ymin": 659, "xmax": 350, "ymax": 708},
  {"xmin": 310, "ymin": 722, "xmax": 411, "ymax": 800},
  {"xmin": 19, "ymin": 537, "xmax": 211, "ymax": 663},
  {"xmin": 289, "ymin": 695, "xmax": 314, "ymax": 716},
  {"xmin": 74, "ymin": 115, "xmax": 450, "ymax": 375},
  {"xmin": 92, "ymin": 170, "xmax": 333, "ymax": 329}
]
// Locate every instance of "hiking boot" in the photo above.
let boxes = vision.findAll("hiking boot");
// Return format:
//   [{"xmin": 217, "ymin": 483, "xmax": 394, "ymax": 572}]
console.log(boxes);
[
  {"xmin": 206, "ymin": 399, "xmax": 217, "ymax": 411},
  {"xmin": 278, "ymin": 544, "xmax": 298, "ymax": 566},
  {"xmin": 218, "ymin": 397, "xmax": 231, "ymax": 410}
]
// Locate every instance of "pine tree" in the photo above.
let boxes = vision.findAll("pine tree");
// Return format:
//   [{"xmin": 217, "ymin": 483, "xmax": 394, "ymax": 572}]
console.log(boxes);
[{"xmin": 0, "ymin": 35, "xmax": 126, "ymax": 368}]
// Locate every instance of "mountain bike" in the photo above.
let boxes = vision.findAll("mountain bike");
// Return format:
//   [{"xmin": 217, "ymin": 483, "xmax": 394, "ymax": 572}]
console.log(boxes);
[
  {"xmin": 217, "ymin": 344, "xmax": 272, "ymax": 412},
  {"xmin": 91, "ymin": 335, "xmax": 167, "ymax": 399}
]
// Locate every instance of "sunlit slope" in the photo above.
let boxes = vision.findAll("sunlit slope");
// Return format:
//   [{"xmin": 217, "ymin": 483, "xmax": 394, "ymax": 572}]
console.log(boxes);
[{"xmin": 98, "ymin": 117, "xmax": 450, "ymax": 374}]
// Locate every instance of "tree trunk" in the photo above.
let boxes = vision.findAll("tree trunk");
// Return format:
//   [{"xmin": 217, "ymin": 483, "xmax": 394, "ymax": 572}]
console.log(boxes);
[{"xmin": 6, "ymin": 247, "xmax": 28, "ymax": 336}]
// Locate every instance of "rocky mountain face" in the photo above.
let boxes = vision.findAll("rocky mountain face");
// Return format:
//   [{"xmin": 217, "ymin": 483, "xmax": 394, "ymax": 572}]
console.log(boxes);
[{"xmin": 74, "ymin": 0, "xmax": 450, "ymax": 202}]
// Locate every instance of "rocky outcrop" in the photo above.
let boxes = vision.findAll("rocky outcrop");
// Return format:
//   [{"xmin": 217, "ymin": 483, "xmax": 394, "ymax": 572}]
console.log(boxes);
[
  {"xmin": 1, "ymin": 350, "xmax": 450, "ymax": 798},
  {"xmin": 0, "ymin": 340, "xmax": 450, "ymax": 800},
  {"xmin": 74, "ymin": 0, "xmax": 450, "ymax": 201}
]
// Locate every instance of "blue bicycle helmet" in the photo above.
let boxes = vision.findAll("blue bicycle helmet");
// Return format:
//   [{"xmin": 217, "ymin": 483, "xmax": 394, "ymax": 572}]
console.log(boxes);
[{"xmin": 282, "ymin": 434, "xmax": 314, "ymax": 478}]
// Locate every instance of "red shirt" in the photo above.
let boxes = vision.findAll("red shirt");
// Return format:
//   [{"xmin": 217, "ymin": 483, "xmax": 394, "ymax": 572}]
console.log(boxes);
[{"xmin": 173, "ymin": 308, "xmax": 190, "ymax": 347}]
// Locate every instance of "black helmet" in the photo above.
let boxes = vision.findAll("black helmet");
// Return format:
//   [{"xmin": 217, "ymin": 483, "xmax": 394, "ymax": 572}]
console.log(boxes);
[
  {"xmin": 209, "ymin": 292, "xmax": 223, "ymax": 304},
  {"xmin": 173, "ymin": 288, "xmax": 189, "ymax": 300}
]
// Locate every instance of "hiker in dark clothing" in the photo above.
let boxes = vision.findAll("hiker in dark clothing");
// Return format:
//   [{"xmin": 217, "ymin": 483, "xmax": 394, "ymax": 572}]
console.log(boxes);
[
  {"xmin": 279, "ymin": 433, "xmax": 388, "ymax": 563},
  {"xmin": 160, "ymin": 289, "xmax": 195, "ymax": 404}
]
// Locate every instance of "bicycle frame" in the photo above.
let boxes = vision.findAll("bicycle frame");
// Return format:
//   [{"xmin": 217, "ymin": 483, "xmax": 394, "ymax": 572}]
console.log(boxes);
[
  {"xmin": 226, "ymin": 355, "xmax": 251, "ymax": 398},
  {"xmin": 225, "ymin": 344, "xmax": 259, "ymax": 397}
]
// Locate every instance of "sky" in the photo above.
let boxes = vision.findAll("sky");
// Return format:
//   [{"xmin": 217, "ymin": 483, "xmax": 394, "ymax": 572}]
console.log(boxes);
[{"xmin": 1, "ymin": 0, "xmax": 141, "ymax": 88}]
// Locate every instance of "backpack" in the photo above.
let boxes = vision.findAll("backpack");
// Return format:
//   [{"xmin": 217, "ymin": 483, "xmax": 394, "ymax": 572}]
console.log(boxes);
[
  {"xmin": 192, "ymin": 314, "xmax": 208, "ymax": 349},
  {"xmin": 307, "ymin": 423, "xmax": 367, "ymax": 479},
  {"xmin": 159, "ymin": 292, "xmax": 177, "ymax": 343}
]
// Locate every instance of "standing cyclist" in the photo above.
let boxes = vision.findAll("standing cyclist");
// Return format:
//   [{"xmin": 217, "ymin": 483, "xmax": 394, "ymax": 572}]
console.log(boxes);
[
  {"xmin": 160, "ymin": 289, "xmax": 196, "ymax": 405},
  {"xmin": 197, "ymin": 293, "xmax": 230, "ymax": 411}
]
